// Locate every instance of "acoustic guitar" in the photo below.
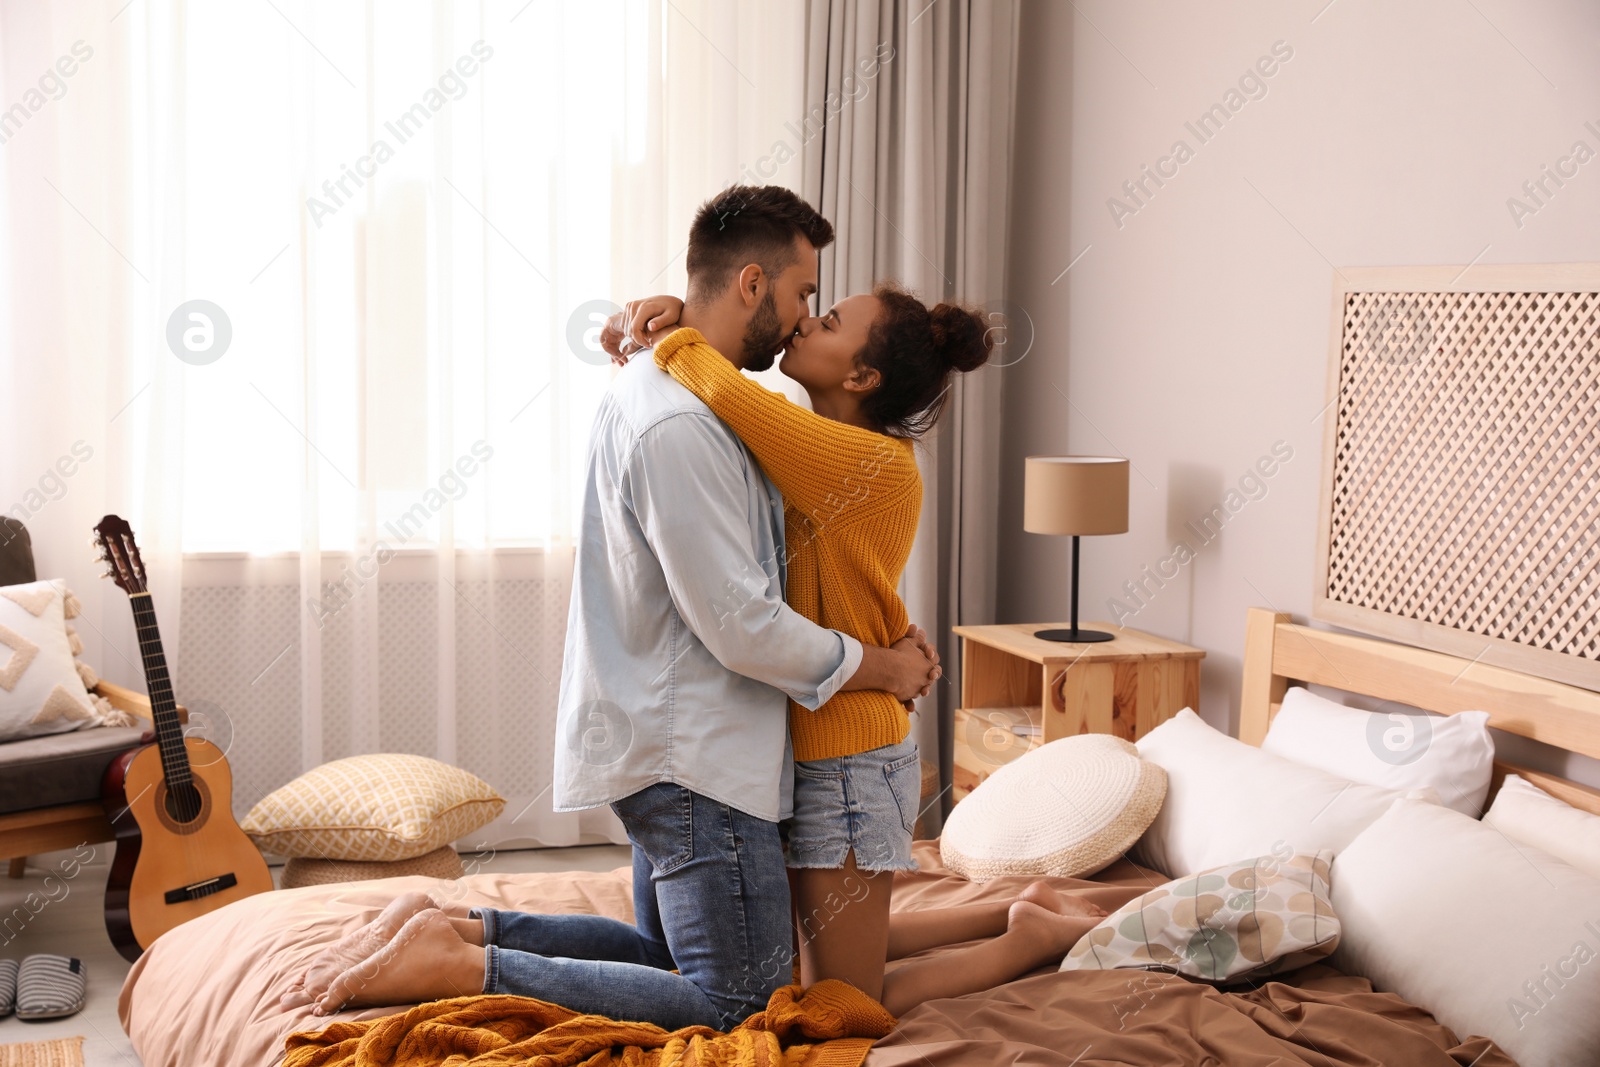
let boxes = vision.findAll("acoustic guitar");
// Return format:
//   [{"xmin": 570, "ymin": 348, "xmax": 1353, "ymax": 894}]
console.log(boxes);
[{"xmin": 93, "ymin": 514, "xmax": 272, "ymax": 962}]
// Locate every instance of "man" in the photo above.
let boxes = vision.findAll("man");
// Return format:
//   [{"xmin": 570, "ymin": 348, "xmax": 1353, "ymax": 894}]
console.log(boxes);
[
  {"xmin": 542, "ymin": 184, "xmax": 939, "ymax": 1029},
  {"xmin": 292, "ymin": 185, "xmax": 937, "ymax": 1029}
]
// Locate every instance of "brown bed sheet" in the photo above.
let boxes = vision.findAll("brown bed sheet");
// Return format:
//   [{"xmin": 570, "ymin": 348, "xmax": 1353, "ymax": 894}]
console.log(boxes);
[{"xmin": 118, "ymin": 840, "xmax": 1516, "ymax": 1067}]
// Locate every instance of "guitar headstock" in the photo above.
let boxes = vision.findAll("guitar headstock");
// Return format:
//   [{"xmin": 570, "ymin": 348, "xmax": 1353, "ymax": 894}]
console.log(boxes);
[{"xmin": 93, "ymin": 515, "xmax": 148, "ymax": 596}]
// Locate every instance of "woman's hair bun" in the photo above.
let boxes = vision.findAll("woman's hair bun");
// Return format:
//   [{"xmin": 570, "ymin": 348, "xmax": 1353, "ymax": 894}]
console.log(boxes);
[
  {"xmin": 859, "ymin": 284, "xmax": 995, "ymax": 438},
  {"xmin": 929, "ymin": 303, "xmax": 993, "ymax": 374}
]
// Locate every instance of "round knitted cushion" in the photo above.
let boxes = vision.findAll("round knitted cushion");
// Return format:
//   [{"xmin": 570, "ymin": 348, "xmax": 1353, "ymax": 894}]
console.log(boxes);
[
  {"xmin": 279, "ymin": 844, "xmax": 465, "ymax": 888},
  {"xmin": 940, "ymin": 734, "xmax": 1167, "ymax": 882}
]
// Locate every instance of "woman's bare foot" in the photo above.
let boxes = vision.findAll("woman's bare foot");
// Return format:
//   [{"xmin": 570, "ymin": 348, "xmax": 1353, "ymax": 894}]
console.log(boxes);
[
  {"xmin": 1016, "ymin": 880, "xmax": 1108, "ymax": 920},
  {"xmin": 314, "ymin": 908, "xmax": 487, "ymax": 1015},
  {"xmin": 280, "ymin": 891, "xmax": 440, "ymax": 1009},
  {"xmin": 1006, "ymin": 899, "xmax": 1101, "ymax": 961}
]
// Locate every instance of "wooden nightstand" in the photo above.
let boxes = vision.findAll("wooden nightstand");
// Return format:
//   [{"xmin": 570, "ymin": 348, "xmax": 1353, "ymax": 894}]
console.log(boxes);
[{"xmin": 950, "ymin": 622, "xmax": 1204, "ymax": 803}]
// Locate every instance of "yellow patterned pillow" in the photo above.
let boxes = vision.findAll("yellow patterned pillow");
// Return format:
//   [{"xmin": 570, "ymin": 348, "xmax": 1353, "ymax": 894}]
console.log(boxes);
[{"xmin": 241, "ymin": 754, "xmax": 505, "ymax": 862}]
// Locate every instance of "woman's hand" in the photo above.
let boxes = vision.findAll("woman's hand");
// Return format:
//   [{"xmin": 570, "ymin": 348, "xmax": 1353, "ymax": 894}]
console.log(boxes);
[
  {"xmin": 599, "ymin": 295, "xmax": 686, "ymax": 367},
  {"xmin": 902, "ymin": 625, "xmax": 939, "ymax": 672},
  {"xmin": 890, "ymin": 625, "xmax": 941, "ymax": 705}
]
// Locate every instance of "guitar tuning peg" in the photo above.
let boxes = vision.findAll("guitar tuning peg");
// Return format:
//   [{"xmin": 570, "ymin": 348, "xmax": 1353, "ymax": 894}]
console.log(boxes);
[{"xmin": 100, "ymin": 568, "xmax": 115, "ymax": 579}]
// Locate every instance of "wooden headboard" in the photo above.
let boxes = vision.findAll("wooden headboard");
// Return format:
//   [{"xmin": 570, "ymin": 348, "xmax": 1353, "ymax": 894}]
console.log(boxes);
[
  {"xmin": 1312, "ymin": 264, "xmax": 1600, "ymax": 693},
  {"xmin": 1239, "ymin": 606, "xmax": 1600, "ymax": 817}
]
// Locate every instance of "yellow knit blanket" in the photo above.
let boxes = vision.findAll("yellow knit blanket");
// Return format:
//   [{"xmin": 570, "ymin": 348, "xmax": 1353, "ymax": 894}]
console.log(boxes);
[{"xmin": 283, "ymin": 980, "xmax": 895, "ymax": 1067}]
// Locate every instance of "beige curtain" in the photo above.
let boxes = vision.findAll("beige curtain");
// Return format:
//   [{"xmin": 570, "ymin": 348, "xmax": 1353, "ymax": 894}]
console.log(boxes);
[{"xmin": 801, "ymin": 0, "xmax": 1021, "ymax": 829}]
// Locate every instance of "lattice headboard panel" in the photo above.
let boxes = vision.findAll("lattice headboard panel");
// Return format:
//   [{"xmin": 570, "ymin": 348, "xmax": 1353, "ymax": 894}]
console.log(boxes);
[{"xmin": 1313, "ymin": 264, "xmax": 1600, "ymax": 693}]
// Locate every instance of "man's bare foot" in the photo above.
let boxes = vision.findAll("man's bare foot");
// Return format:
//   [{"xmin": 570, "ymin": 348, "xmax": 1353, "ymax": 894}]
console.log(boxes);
[
  {"xmin": 1016, "ymin": 880, "xmax": 1108, "ymax": 920},
  {"xmin": 314, "ymin": 908, "xmax": 486, "ymax": 1015},
  {"xmin": 1007, "ymin": 899, "xmax": 1100, "ymax": 962},
  {"xmin": 280, "ymin": 891, "xmax": 440, "ymax": 1009}
]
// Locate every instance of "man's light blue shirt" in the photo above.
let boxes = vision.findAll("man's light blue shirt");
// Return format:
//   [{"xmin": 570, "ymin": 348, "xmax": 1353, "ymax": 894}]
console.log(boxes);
[{"xmin": 553, "ymin": 352, "xmax": 864, "ymax": 823}]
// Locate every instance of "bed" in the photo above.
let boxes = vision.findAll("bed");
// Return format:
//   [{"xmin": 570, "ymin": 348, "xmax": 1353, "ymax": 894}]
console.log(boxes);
[{"xmin": 119, "ymin": 608, "xmax": 1600, "ymax": 1066}]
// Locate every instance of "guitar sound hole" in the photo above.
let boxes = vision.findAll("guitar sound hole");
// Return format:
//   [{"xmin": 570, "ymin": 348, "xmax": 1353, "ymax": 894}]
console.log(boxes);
[{"xmin": 163, "ymin": 782, "xmax": 204, "ymax": 824}]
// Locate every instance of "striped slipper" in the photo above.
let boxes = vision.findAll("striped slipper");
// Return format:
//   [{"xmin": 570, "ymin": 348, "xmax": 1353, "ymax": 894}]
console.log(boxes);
[
  {"xmin": 0, "ymin": 957, "xmax": 16, "ymax": 1016},
  {"xmin": 15, "ymin": 955, "xmax": 86, "ymax": 1020}
]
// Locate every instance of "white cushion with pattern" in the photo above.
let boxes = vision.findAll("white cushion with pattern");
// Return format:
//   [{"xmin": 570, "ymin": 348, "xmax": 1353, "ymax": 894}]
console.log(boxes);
[{"xmin": 0, "ymin": 579, "xmax": 98, "ymax": 743}]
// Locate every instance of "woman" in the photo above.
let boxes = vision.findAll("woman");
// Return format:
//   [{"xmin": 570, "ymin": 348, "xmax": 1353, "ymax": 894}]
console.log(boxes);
[{"xmin": 606, "ymin": 285, "xmax": 1100, "ymax": 1016}]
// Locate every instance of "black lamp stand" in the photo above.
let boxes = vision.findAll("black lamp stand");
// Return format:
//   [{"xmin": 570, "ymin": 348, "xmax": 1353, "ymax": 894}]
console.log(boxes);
[{"xmin": 1034, "ymin": 534, "xmax": 1115, "ymax": 643}]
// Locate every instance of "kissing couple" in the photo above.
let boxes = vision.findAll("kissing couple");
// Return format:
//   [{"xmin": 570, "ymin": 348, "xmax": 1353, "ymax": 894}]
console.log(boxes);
[{"xmin": 281, "ymin": 184, "xmax": 1105, "ymax": 1027}]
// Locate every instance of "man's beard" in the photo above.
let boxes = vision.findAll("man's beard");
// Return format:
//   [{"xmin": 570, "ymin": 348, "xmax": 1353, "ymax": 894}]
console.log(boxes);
[{"xmin": 741, "ymin": 290, "xmax": 784, "ymax": 372}]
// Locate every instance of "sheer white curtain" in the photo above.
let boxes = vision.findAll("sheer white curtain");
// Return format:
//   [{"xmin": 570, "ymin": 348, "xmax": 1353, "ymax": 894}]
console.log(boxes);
[{"xmin": 0, "ymin": 0, "xmax": 808, "ymax": 849}]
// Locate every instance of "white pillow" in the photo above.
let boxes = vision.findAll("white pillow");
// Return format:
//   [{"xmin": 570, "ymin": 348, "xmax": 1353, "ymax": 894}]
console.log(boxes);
[
  {"xmin": 1131, "ymin": 708, "xmax": 1429, "ymax": 878},
  {"xmin": 1484, "ymin": 773, "xmax": 1600, "ymax": 881},
  {"xmin": 1262, "ymin": 686, "xmax": 1494, "ymax": 816},
  {"xmin": 0, "ymin": 579, "xmax": 98, "ymax": 742},
  {"xmin": 1331, "ymin": 797, "xmax": 1600, "ymax": 1067}
]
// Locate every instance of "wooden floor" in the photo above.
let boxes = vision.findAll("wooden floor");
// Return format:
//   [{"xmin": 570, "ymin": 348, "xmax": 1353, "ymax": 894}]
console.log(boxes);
[{"xmin": 0, "ymin": 841, "xmax": 633, "ymax": 1066}]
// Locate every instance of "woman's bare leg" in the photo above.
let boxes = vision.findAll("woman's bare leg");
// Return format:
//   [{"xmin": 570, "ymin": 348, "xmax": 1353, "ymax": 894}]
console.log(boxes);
[
  {"xmin": 886, "ymin": 881, "xmax": 1106, "ymax": 959},
  {"xmin": 792, "ymin": 850, "xmax": 893, "ymax": 1002},
  {"xmin": 880, "ymin": 900, "xmax": 1099, "ymax": 1018},
  {"xmin": 886, "ymin": 902, "xmax": 1008, "ymax": 960}
]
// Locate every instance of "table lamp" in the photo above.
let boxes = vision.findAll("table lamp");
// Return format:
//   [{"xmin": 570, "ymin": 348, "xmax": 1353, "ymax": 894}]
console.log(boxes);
[{"xmin": 1024, "ymin": 456, "xmax": 1130, "ymax": 642}]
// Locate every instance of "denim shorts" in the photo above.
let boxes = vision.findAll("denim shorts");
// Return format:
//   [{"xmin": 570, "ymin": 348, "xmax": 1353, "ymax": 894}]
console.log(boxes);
[{"xmin": 784, "ymin": 736, "xmax": 921, "ymax": 873}]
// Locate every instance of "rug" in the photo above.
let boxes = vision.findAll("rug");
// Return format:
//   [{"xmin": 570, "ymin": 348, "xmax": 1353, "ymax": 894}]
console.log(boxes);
[{"xmin": 0, "ymin": 1036, "xmax": 84, "ymax": 1067}]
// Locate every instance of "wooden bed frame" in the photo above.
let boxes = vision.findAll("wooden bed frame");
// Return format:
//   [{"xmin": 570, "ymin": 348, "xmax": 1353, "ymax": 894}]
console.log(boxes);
[{"xmin": 1240, "ymin": 606, "xmax": 1600, "ymax": 817}]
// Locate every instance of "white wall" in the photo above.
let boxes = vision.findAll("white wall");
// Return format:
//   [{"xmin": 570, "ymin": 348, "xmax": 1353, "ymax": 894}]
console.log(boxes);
[{"xmin": 999, "ymin": 0, "xmax": 1600, "ymax": 777}]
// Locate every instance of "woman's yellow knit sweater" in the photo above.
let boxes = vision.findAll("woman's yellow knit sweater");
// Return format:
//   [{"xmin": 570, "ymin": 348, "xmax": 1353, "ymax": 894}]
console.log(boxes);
[{"xmin": 654, "ymin": 327, "xmax": 921, "ymax": 762}]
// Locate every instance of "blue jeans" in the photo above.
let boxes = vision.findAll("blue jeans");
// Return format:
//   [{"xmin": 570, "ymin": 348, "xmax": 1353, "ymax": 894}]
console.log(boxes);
[{"xmin": 468, "ymin": 782, "xmax": 793, "ymax": 1031}]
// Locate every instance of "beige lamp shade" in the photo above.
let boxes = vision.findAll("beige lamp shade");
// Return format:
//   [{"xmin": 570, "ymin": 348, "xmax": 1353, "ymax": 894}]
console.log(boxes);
[{"xmin": 1024, "ymin": 457, "xmax": 1129, "ymax": 536}]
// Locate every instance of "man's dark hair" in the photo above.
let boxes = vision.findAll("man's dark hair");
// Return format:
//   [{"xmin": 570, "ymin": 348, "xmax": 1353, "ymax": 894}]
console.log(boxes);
[{"xmin": 684, "ymin": 185, "xmax": 834, "ymax": 305}]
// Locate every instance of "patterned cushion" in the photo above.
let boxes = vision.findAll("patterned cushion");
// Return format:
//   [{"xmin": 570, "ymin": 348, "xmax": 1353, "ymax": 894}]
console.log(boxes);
[
  {"xmin": 0, "ymin": 580, "xmax": 98, "ymax": 742},
  {"xmin": 941, "ymin": 734, "xmax": 1167, "ymax": 882},
  {"xmin": 240, "ymin": 754, "xmax": 504, "ymax": 862},
  {"xmin": 59, "ymin": 584, "xmax": 133, "ymax": 728},
  {"xmin": 1061, "ymin": 851, "xmax": 1339, "ymax": 984}
]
